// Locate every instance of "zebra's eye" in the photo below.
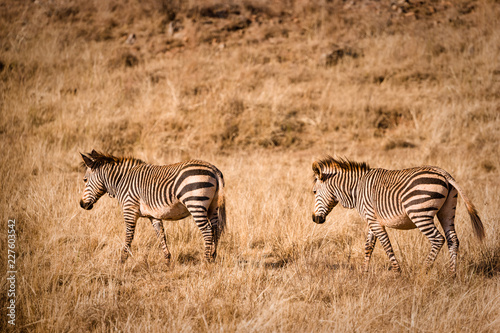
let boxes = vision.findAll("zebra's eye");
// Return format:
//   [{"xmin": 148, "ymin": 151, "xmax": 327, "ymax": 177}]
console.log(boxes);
[{"xmin": 83, "ymin": 178, "xmax": 88, "ymax": 183}]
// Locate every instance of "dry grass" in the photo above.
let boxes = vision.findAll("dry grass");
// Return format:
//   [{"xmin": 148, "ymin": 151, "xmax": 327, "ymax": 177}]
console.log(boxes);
[{"xmin": 1, "ymin": 0, "xmax": 499, "ymax": 331}]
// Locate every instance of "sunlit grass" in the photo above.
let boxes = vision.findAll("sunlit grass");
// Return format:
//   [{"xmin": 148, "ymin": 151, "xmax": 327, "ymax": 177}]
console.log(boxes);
[{"xmin": 1, "ymin": 0, "xmax": 499, "ymax": 331}]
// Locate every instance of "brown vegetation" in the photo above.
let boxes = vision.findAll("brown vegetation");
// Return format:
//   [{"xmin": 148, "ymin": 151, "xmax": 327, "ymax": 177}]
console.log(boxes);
[{"xmin": 1, "ymin": 0, "xmax": 499, "ymax": 331}]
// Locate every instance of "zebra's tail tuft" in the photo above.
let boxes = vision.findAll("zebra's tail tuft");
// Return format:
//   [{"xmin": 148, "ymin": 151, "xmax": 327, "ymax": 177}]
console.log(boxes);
[
  {"xmin": 465, "ymin": 201, "xmax": 485, "ymax": 242},
  {"xmin": 467, "ymin": 204, "xmax": 486, "ymax": 241},
  {"xmin": 447, "ymin": 177, "xmax": 485, "ymax": 242}
]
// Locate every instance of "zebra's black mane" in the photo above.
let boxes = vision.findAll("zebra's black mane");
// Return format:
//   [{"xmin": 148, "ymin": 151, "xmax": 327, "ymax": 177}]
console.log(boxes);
[
  {"xmin": 315, "ymin": 156, "xmax": 370, "ymax": 174},
  {"xmin": 80, "ymin": 150, "xmax": 145, "ymax": 170}
]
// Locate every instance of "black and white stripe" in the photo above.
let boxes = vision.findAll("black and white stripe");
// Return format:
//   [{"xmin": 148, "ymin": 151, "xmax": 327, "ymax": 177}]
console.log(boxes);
[
  {"xmin": 312, "ymin": 157, "xmax": 485, "ymax": 273},
  {"xmin": 80, "ymin": 150, "xmax": 226, "ymax": 264}
]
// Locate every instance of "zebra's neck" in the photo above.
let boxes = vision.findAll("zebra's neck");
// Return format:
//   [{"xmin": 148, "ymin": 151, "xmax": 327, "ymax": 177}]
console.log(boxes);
[
  {"xmin": 101, "ymin": 159, "xmax": 144, "ymax": 199},
  {"xmin": 340, "ymin": 168, "xmax": 369, "ymax": 209}
]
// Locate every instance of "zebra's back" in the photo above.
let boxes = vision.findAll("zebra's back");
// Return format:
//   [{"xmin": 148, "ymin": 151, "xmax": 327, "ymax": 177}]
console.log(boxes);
[
  {"xmin": 125, "ymin": 160, "xmax": 222, "ymax": 220},
  {"xmin": 358, "ymin": 166, "xmax": 452, "ymax": 229}
]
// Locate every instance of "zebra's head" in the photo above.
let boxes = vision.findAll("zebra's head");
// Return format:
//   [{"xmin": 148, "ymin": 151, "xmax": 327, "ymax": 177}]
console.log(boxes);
[
  {"xmin": 311, "ymin": 157, "xmax": 369, "ymax": 224},
  {"xmin": 79, "ymin": 150, "xmax": 113, "ymax": 210},
  {"xmin": 312, "ymin": 160, "xmax": 338, "ymax": 224}
]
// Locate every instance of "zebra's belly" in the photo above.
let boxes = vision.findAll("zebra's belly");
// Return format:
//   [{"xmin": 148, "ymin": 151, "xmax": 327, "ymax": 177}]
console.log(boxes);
[
  {"xmin": 139, "ymin": 201, "xmax": 190, "ymax": 221},
  {"xmin": 379, "ymin": 215, "xmax": 416, "ymax": 230}
]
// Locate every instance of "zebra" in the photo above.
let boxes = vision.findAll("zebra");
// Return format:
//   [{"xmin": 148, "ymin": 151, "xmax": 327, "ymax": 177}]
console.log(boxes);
[
  {"xmin": 79, "ymin": 150, "xmax": 226, "ymax": 264},
  {"xmin": 311, "ymin": 157, "xmax": 485, "ymax": 273}
]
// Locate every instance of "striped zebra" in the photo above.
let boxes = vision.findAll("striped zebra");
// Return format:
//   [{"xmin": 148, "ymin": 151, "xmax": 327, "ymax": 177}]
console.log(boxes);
[
  {"xmin": 311, "ymin": 157, "xmax": 485, "ymax": 273},
  {"xmin": 79, "ymin": 150, "xmax": 226, "ymax": 264}
]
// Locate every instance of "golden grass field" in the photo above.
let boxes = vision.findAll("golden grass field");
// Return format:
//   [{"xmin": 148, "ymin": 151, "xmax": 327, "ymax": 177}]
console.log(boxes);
[{"xmin": 1, "ymin": 0, "xmax": 499, "ymax": 331}]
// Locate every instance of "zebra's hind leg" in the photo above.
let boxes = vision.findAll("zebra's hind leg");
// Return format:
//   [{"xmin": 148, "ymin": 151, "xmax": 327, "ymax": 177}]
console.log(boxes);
[
  {"xmin": 368, "ymin": 222, "xmax": 401, "ymax": 273},
  {"xmin": 149, "ymin": 218, "xmax": 172, "ymax": 265},
  {"xmin": 363, "ymin": 229, "xmax": 377, "ymax": 273},
  {"xmin": 198, "ymin": 219, "xmax": 215, "ymax": 262},
  {"xmin": 189, "ymin": 211, "xmax": 215, "ymax": 262},
  {"xmin": 413, "ymin": 216, "xmax": 445, "ymax": 271},
  {"xmin": 437, "ymin": 188, "xmax": 459, "ymax": 274},
  {"xmin": 208, "ymin": 209, "xmax": 220, "ymax": 260},
  {"xmin": 186, "ymin": 204, "xmax": 215, "ymax": 262}
]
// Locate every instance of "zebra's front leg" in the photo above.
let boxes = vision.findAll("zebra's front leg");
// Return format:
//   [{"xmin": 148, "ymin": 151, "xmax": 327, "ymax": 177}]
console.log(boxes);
[
  {"xmin": 369, "ymin": 222, "xmax": 401, "ymax": 273},
  {"xmin": 149, "ymin": 218, "xmax": 172, "ymax": 265},
  {"xmin": 121, "ymin": 209, "xmax": 139, "ymax": 263},
  {"xmin": 363, "ymin": 229, "xmax": 377, "ymax": 273}
]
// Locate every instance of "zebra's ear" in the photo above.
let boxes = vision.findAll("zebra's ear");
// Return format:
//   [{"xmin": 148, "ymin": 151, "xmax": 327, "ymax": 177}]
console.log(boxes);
[
  {"xmin": 312, "ymin": 161, "xmax": 324, "ymax": 181},
  {"xmin": 80, "ymin": 153, "xmax": 95, "ymax": 169}
]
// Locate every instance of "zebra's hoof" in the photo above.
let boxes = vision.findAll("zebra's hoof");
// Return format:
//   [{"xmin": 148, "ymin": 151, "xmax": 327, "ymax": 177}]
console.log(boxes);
[{"xmin": 205, "ymin": 255, "xmax": 216, "ymax": 263}]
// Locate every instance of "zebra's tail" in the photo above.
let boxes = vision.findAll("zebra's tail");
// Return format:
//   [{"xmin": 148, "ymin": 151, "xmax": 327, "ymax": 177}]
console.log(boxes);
[
  {"xmin": 216, "ymin": 170, "xmax": 227, "ymax": 238},
  {"xmin": 446, "ymin": 176, "xmax": 485, "ymax": 242}
]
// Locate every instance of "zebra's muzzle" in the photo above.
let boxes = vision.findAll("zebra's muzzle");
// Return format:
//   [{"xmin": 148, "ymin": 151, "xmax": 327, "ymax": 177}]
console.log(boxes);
[
  {"xmin": 312, "ymin": 214, "xmax": 326, "ymax": 224},
  {"xmin": 80, "ymin": 200, "xmax": 94, "ymax": 210}
]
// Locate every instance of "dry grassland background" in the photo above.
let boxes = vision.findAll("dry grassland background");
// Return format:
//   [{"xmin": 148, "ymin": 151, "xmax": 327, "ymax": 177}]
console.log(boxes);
[{"xmin": 1, "ymin": 0, "xmax": 499, "ymax": 331}]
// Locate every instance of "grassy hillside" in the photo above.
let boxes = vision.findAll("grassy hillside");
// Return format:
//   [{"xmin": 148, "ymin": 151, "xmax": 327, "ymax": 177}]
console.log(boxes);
[{"xmin": 1, "ymin": 0, "xmax": 499, "ymax": 331}]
